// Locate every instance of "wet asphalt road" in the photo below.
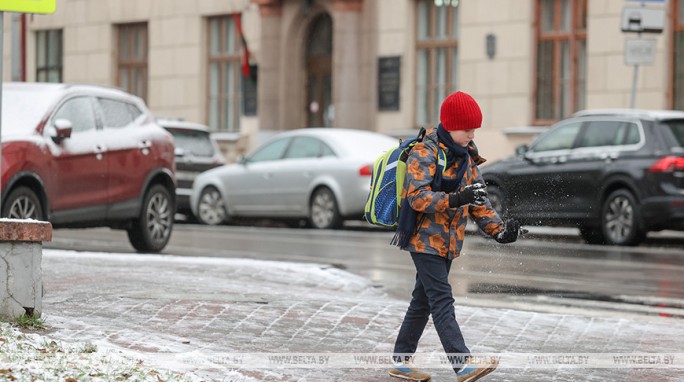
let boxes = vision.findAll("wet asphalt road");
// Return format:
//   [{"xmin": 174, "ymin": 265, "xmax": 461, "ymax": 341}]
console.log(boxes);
[{"xmin": 46, "ymin": 222, "xmax": 684, "ymax": 319}]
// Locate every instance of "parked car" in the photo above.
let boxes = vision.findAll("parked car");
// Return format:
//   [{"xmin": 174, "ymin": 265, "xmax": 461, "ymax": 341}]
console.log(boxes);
[
  {"xmin": 481, "ymin": 109, "xmax": 684, "ymax": 246},
  {"xmin": 190, "ymin": 128, "xmax": 398, "ymax": 228},
  {"xmin": 1, "ymin": 82, "xmax": 176, "ymax": 252},
  {"xmin": 157, "ymin": 119, "xmax": 225, "ymax": 217}
]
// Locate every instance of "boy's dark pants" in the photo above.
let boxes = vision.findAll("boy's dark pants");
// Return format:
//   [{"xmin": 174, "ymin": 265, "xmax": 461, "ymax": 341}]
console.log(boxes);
[{"xmin": 393, "ymin": 252, "xmax": 470, "ymax": 371}]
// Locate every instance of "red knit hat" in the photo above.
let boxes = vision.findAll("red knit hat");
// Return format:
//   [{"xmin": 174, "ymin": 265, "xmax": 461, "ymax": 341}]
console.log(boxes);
[{"xmin": 439, "ymin": 91, "xmax": 483, "ymax": 131}]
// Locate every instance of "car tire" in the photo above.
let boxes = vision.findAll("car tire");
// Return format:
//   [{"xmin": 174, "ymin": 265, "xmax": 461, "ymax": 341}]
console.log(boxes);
[
  {"xmin": 2, "ymin": 186, "xmax": 44, "ymax": 220},
  {"xmin": 474, "ymin": 184, "xmax": 506, "ymax": 239},
  {"xmin": 578, "ymin": 225, "xmax": 606, "ymax": 245},
  {"xmin": 309, "ymin": 187, "xmax": 342, "ymax": 229},
  {"xmin": 486, "ymin": 184, "xmax": 507, "ymax": 218},
  {"xmin": 127, "ymin": 184, "xmax": 174, "ymax": 253},
  {"xmin": 196, "ymin": 186, "xmax": 227, "ymax": 225},
  {"xmin": 600, "ymin": 189, "xmax": 645, "ymax": 246}
]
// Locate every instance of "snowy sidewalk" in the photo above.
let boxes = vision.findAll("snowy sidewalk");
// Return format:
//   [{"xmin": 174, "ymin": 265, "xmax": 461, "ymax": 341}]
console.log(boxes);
[{"xmin": 41, "ymin": 250, "xmax": 683, "ymax": 382}]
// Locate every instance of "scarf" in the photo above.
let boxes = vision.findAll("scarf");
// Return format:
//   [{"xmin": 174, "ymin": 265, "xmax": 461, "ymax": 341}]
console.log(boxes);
[{"xmin": 393, "ymin": 124, "xmax": 473, "ymax": 249}]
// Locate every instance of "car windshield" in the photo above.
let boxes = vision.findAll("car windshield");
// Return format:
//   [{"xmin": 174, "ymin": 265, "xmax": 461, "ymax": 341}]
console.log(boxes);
[
  {"xmin": 168, "ymin": 129, "xmax": 215, "ymax": 157},
  {"xmin": 661, "ymin": 120, "xmax": 684, "ymax": 148},
  {"xmin": 1, "ymin": 87, "xmax": 60, "ymax": 137}
]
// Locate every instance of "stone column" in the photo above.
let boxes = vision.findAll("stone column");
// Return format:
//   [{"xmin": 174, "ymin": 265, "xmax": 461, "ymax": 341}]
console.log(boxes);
[
  {"xmin": 252, "ymin": 0, "xmax": 283, "ymax": 131},
  {"xmin": 0, "ymin": 220, "xmax": 52, "ymax": 319},
  {"xmin": 332, "ymin": 0, "xmax": 365, "ymax": 129}
]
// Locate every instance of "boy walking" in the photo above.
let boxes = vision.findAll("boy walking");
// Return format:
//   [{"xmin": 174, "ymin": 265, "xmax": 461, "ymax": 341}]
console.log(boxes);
[{"xmin": 389, "ymin": 91, "xmax": 521, "ymax": 382}]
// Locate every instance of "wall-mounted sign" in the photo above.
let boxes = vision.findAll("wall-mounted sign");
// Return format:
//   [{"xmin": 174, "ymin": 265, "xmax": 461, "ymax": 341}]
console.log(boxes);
[
  {"xmin": 378, "ymin": 56, "xmax": 401, "ymax": 111},
  {"xmin": 0, "ymin": 0, "xmax": 56, "ymax": 14},
  {"xmin": 621, "ymin": 7, "xmax": 666, "ymax": 33},
  {"xmin": 625, "ymin": 38, "xmax": 657, "ymax": 65}
]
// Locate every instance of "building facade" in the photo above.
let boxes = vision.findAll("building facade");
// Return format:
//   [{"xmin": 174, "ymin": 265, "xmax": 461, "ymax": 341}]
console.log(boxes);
[{"xmin": 2, "ymin": 0, "xmax": 683, "ymax": 161}]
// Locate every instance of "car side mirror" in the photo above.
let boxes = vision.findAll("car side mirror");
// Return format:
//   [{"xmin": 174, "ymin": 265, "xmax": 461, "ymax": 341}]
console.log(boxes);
[
  {"xmin": 515, "ymin": 144, "xmax": 529, "ymax": 156},
  {"xmin": 50, "ymin": 119, "xmax": 73, "ymax": 143}
]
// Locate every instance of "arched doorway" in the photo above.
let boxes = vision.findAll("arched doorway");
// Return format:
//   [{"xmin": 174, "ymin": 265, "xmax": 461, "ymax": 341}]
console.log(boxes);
[{"xmin": 305, "ymin": 13, "xmax": 333, "ymax": 127}]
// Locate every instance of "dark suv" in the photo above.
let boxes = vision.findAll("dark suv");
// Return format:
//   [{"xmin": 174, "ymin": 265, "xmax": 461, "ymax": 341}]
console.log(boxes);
[
  {"xmin": 1, "ymin": 82, "xmax": 176, "ymax": 252},
  {"xmin": 481, "ymin": 109, "xmax": 684, "ymax": 246}
]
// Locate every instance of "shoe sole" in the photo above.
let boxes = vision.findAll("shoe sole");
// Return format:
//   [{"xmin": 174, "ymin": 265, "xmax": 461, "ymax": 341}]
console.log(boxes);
[
  {"xmin": 460, "ymin": 359, "xmax": 499, "ymax": 382},
  {"xmin": 389, "ymin": 370, "xmax": 431, "ymax": 382}
]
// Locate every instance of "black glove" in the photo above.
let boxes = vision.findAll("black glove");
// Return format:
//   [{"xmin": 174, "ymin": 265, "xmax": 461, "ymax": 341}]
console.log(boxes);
[
  {"xmin": 495, "ymin": 219, "xmax": 521, "ymax": 244},
  {"xmin": 449, "ymin": 183, "xmax": 487, "ymax": 208}
]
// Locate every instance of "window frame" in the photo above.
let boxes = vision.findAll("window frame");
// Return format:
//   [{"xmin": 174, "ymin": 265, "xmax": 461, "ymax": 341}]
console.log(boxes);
[
  {"xmin": 116, "ymin": 23, "xmax": 149, "ymax": 101},
  {"xmin": 533, "ymin": 0, "xmax": 587, "ymax": 125},
  {"xmin": 672, "ymin": 0, "xmax": 684, "ymax": 110},
  {"xmin": 206, "ymin": 15, "xmax": 243, "ymax": 133},
  {"xmin": 414, "ymin": 0, "xmax": 460, "ymax": 128},
  {"xmin": 35, "ymin": 29, "xmax": 63, "ymax": 83}
]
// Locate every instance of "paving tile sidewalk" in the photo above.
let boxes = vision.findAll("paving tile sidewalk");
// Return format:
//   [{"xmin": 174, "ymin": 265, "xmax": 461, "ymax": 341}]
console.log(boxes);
[{"xmin": 41, "ymin": 250, "xmax": 684, "ymax": 382}]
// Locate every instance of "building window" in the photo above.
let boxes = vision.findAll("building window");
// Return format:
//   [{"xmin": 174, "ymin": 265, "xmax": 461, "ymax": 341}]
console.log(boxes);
[
  {"xmin": 36, "ymin": 29, "xmax": 62, "ymax": 83},
  {"xmin": 117, "ymin": 23, "xmax": 148, "ymax": 101},
  {"xmin": 415, "ymin": 0, "xmax": 459, "ymax": 128},
  {"xmin": 535, "ymin": 0, "xmax": 587, "ymax": 123},
  {"xmin": 674, "ymin": 0, "xmax": 684, "ymax": 110},
  {"xmin": 207, "ymin": 15, "xmax": 242, "ymax": 132}
]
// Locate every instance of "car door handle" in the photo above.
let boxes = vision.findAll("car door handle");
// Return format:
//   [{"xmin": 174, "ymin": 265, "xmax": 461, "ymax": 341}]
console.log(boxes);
[
  {"xmin": 599, "ymin": 152, "xmax": 618, "ymax": 161},
  {"xmin": 94, "ymin": 144, "xmax": 106, "ymax": 160},
  {"xmin": 138, "ymin": 140, "xmax": 151, "ymax": 155}
]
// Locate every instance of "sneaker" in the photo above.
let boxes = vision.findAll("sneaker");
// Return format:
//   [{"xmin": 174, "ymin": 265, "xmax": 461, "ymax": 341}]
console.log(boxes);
[
  {"xmin": 389, "ymin": 359, "xmax": 432, "ymax": 381},
  {"xmin": 456, "ymin": 356, "xmax": 499, "ymax": 382}
]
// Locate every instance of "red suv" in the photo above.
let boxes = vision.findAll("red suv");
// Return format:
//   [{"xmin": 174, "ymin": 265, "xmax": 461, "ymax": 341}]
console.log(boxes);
[{"xmin": 1, "ymin": 82, "xmax": 176, "ymax": 252}]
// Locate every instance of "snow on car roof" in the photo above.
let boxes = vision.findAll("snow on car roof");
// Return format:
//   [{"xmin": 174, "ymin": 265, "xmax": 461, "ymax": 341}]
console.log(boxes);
[
  {"xmin": 1, "ymin": 83, "xmax": 63, "ymax": 137},
  {"xmin": 157, "ymin": 119, "xmax": 211, "ymax": 132},
  {"xmin": 2, "ymin": 82, "xmax": 147, "ymax": 138},
  {"xmin": 272, "ymin": 128, "xmax": 399, "ymax": 159}
]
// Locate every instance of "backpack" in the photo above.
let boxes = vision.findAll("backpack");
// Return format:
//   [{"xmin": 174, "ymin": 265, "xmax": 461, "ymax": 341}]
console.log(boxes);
[{"xmin": 363, "ymin": 128, "xmax": 446, "ymax": 228}]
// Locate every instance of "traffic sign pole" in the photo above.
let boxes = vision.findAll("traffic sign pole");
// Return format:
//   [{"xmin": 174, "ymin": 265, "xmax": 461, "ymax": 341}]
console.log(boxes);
[
  {"xmin": 0, "ymin": 2, "xmax": 56, "ymax": 214},
  {"xmin": 630, "ymin": 32, "xmax": 640, "ymax": 109},
  {"xmin": 1, "ymin": 12, "xmax": 4, "ymax": 209}
]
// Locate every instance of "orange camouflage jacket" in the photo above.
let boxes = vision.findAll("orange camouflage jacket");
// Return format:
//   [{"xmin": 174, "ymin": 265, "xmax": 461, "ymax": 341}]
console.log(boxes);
[{"xmin": 402, "ymin": 128, "xmax": 504, "ymax": 259}]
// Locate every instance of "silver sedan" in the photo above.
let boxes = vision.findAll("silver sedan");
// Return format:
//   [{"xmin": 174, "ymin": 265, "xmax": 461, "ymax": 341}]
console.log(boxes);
[{"xmin": 190, "ymin": 128, "xmax": 398, "ymax": 229}]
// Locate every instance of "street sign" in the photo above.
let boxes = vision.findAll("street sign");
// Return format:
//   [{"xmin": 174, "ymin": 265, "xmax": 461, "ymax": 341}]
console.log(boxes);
[
  {"xmin": 625, "ymin": 38, "xmax": 657, "ymax": 65},
  {"xmin": 0, "ymin": 0, "xmax": 56, "ymax": 14},
  {"xmin": 621, "ymin": 7, "xmax": 666, "ymax": 33}
]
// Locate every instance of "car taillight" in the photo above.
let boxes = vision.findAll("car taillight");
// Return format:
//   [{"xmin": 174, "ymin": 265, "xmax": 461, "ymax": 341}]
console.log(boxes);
[
  {"xmin": 648, "ymin": 156, "xmax": 684, "ymax": 173},
  {"xmin": 359, "ymin": 164, "xmax": 373, "ymax": 176}
]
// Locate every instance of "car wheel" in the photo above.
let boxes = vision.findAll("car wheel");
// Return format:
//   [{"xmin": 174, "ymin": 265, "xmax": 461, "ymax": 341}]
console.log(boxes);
[
  {"xmin": 578, "ymin": 225, "xmax": 606, "ymax": 245},
  {"xmin": 2, "ymin": 186, "xmax": 43, "ymax": 220},
  {"xmin": 309, "ymin": 187, "xmax": 342, "ymax": 229},
  {"xmin": 600, "ymin": 189, "xmax": 645, "ymax": 246},
  {"xmin": 474, "ymin": 184, "xmax": 506, "ymax": 238},
  {"xmin": 197, "ymin": 186, "xmax": 227, "ymax": 225},
  {"xmin": 127, "ymin": 184, "xmax": 174, "ymax": 252}
]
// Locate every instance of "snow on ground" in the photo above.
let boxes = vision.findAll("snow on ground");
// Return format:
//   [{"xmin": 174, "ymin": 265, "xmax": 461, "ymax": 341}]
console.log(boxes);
[{"xmin": 5, "ymin": 249, "xmax": 682, "ymax": 382}]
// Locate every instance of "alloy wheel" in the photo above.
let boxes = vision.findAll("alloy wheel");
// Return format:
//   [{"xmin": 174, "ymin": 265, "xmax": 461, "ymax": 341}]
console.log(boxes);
[
  {"xmin": 604, "ymin": 195, "xmax": 634, "ymax": 244},
  {"xmin": 6, "ymin": 196, "xmax": 39, "ymax": 219},
  {"xmin": 145, "ymin": 192, "xmax": 173, "ymax": 243},
  {"xmin": 198, "ymin": 187, "xmax": 226, "ymax": 225},
  {"xmin": 310, "ymin": 188, "xmax": 340, "ymax": 229}
]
